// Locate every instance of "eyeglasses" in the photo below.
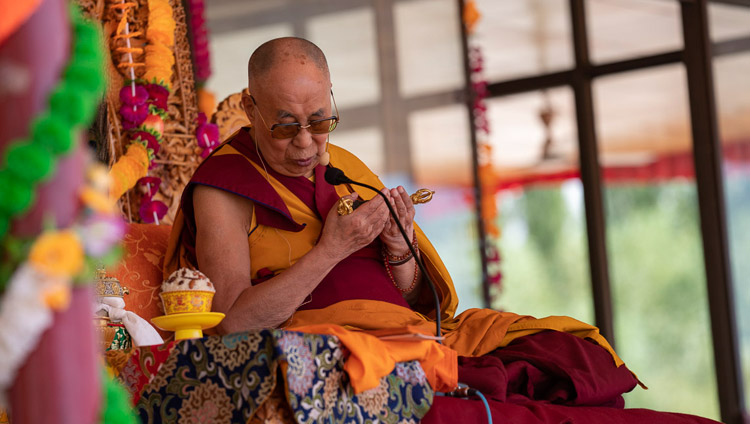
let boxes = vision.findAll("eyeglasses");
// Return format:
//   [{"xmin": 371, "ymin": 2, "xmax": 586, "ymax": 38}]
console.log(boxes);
[{"xmin": 250, "ymin": 91, "xmax": 340, "ymax": 139}]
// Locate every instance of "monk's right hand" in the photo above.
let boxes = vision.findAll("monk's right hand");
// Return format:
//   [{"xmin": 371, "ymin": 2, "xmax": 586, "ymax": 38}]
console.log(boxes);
[{"xmin": 318, "ymin": 192, "xmax": 390, "ymax": 261}]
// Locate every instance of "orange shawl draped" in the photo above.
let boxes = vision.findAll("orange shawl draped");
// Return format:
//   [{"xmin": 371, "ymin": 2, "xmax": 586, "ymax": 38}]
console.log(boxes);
[{"xmin": 163, "ymin": 131, "xmax": 627, "ymax": 392}]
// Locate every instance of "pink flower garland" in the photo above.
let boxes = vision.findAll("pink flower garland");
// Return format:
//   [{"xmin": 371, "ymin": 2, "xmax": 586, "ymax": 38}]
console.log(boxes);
[
  {"xmin": 464, "ymin": 1, "xmax": 503, "ymax": 298},
  {"xmin": 195, "ymin": 112, "xmax": 219, "ymax": 158},
  {"xmin": 186, "ymin": 0, "xmax": 211, "ymax": 83},
  {"xmin": 119, "ymin": 83, "xmax": 169, "ymax": 223},
  {"xmin": 137, "ymin": 176, "xmax": 167, "ymax": 223},
  {"xmin": 186, "ymin": 0, "xmax": 220, "ymax": 154},
  {"xmin": 110, "ymin": 0, "xmax": 176, "ymax": 224}
]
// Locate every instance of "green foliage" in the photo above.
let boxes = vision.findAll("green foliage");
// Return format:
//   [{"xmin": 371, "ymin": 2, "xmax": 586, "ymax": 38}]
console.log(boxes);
[
  {"xmin": 494, "ymin": 181, "xmax": 728, "ymax": 420},
  {"xmin": 724, "ymin": 173, "xmax": 750, "ymax": 411},
  {"xmin": 520, "ymin": 188, "xmax": 566, "ymax": 258},
  {"xmin": 494, "ymin": 184, "xmax": 593, "ymax": 322},
  {"xmin": 604, "ymin": 183, "xmax": 717, "ymax": 419}
]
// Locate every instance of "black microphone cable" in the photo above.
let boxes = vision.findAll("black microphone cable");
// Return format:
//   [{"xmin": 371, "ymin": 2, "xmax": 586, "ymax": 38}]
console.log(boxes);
[
  {"xmin": 325, "ymin": 167, "xmax": 442, "ymax": 341},
  {"xmin": 326, "ymin": 168, "xmax": 493, "ymax": 424}
]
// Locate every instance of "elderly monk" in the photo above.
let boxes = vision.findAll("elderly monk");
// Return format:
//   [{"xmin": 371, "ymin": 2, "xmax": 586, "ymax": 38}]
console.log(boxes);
[
  {"xmin": 161, "ymin": 38, "xmax": 726, "ymax": 424},
  {"xmin": 167, "ymin": 37, "xmax": 432, "ymax": 332},
  {"xmin": 164, "ymin": 36, "xmax": 619, "ymax": 353}
]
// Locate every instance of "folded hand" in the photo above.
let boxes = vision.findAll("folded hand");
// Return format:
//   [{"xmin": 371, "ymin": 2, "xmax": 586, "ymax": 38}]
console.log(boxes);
[
  {"xmin": 379, "ymin": 186, "xmax": 415, "ymax": 256},
  {"xmin": 319, "ymin": 192, "xmax": 390, "ymax": 261}
]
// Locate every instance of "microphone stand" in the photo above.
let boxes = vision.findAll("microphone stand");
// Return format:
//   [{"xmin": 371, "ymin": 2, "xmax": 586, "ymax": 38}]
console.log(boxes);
[{"xmin": 341, "ymin": 179, "xmax": 443, "ymax": 342}]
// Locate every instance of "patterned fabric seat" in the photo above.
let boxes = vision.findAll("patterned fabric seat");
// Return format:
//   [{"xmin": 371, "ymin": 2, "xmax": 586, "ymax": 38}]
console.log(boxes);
[
  {"xmin": 104, "ymin": 223, "xmax": 436, "ymax": 423},
  {"xmin": 120, "ymin": 330, "xmax": 433, "ymax": 423}
]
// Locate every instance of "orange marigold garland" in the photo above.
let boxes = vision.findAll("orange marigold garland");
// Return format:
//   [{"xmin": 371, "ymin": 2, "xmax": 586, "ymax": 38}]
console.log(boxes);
[
  {"xmin": 108, "ymin": 0, "xmax": 174, "ymax": 224},
  {"xmin": 463, "ymin": 1, "xmax": 503, "ymax": 296},
  {"xmin": 142, "ymin": 0, "xmax": 175, "ymax": 88},
  {"xmin": 0, "ymin": 7, "xmax": 126, "ymax": 409},
  {"xmin": 109, "ymin": 142, "xmax": 149, "ymax": 201}
]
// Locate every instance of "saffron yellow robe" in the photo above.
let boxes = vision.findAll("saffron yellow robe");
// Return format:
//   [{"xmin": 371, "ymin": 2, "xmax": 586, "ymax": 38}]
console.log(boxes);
[{"xmin": 164, "ymin": 130, "xmax": 629, "ymax": 392}]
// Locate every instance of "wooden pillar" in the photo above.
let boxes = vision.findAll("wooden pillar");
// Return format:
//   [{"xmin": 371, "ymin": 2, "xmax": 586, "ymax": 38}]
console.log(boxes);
[
  {"xmin": 681, "ymin": 1, "xmax": 746, "ymax": 423},
  {"xmin": 569, "ymin": 0, "xmax": 615, "ymax": 344}
]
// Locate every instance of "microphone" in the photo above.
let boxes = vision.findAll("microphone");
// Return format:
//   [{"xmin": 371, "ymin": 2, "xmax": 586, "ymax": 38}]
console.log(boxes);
[
  {"xmin": 324, "ymin": 167, "xmax": 367, "ymax": 209},
  {"xmin": 324, "ymin": 166, "xmax": 443, "ymax": 341},
  {"xmin": 324, "ymin": 167, "xmax": 353, "ymax": 185}
]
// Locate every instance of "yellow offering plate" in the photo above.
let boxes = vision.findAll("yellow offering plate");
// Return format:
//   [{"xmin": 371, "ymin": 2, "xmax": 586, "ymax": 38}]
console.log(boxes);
[{"xmin": 151, "ymin": 312, "xmax": 225, "ymax": 341}]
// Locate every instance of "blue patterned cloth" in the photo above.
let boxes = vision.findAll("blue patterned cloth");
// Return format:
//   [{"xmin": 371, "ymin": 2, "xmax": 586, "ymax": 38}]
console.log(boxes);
[{"xmin": 132, "ymin": 330, "xmax": 433, "ymax": 423}]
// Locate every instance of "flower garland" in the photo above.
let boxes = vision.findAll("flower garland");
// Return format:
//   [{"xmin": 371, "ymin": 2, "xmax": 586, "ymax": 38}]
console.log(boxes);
[
  {"xmin": 137, "ymin": 176, "xmax": 167, "ymax": 223},
  {"xmin": 186, "ymin": 0, "xmax": 210, "ymax": 82},
  {"xmin": 108, "ymin": 0, "xmax": 174, "ymax": 224},
  {"xmin": 108, "ymin": 141, "xmax": 149, "ymax": 201},
  {"xmin": 186, "ymin": 0, "xmax": 217, "ymax": 118},
  {"xmin": 100, "ymin": 369, "xmax": 138, "ymax": 424},
  {"xmin": 0, "ymin": 4, "xmax": 104, "ymax": 242},
  {"xmin": 463, "ymin": 1, "xmax": 504, "ymax": 297},
  {"xmin": 107, "ymin": 1, "xmax": 149, "ymax": 209},
  {"xmin": 142, "ymin": 0, "xmax": 175, "ymax": 88},
  {"xmin": 195, "ymin": 112, "xmax": 219, "ymax": 158},
  {"xmin": 0, "ymin": 5, "xmax": 125, "ymax": 406}
]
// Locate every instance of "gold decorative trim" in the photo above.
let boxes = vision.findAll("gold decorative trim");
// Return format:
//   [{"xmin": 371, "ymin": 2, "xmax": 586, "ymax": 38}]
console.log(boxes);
[{"xmin": 95, "ymin": 267, "xmax": 129, "ymax": 298}]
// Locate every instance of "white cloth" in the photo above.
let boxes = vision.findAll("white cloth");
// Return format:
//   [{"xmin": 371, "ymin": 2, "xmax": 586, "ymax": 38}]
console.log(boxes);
[
  {"xmin": 95, "ymin": 297, "xmax": 163, "ymax": 347},
  {"xmin": 0, "ymin": 265, "xmax": 58, "ymax": 407}
]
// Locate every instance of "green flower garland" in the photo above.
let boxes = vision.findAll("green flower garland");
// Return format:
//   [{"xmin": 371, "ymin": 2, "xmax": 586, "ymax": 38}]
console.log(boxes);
[
  {"xmin": 0, "ymin": 5, "xmax": 105, "ymax": 240},
  {"xmin": 100, "ymin": 369, "xmax": 138, "ymax": 424},
  {"xmin": 0, "ymin": 7, "xmax": 138, "ymax": 421}
]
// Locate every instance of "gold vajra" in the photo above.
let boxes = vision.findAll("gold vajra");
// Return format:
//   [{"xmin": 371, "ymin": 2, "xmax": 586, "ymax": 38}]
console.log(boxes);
[
  {"xmin": 337, "ymin": 189, "xmax": 435, "ymax": 216},
  {"xmin": 337, "ymin": 198, "xmax": 356, "ymax": 216},
  {"xmin": 410, "ymin": 188, "xmax": 435, "ymax": 205}
]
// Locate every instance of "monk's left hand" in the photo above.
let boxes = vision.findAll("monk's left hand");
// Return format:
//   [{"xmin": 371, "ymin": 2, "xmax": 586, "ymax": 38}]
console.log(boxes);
[{"xmin": 379, "ymin": 186, "xmax": 415, "ymax": 255}]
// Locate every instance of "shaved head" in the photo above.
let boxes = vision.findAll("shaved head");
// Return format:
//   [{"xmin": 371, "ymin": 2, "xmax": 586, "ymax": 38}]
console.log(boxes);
[
  {"xmin": 240, "ymin": 37, "xmax": 334, "ymax": 178},
  {"xmin": 247, "ymin": 37, "xmax": 330, "ymax": 90}
]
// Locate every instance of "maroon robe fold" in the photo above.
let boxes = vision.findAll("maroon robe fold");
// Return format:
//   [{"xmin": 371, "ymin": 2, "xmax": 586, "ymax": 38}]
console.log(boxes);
[
  {"xmin": 180, "ymin": 128, "xmax": 410, "ymax": 310},
  {"xmin": 422, "ymin": 331, "xmax": 720, "ymax": 424}
]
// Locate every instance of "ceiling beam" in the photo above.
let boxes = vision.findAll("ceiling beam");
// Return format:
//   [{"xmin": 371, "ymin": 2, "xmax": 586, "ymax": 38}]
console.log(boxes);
[
  {"xmin": 708, "ymin": 0, "xmax": 750, "ymax": 7},
  {"xmin": 488, "ymin": 35, "xmax": 750, "ymax": 98}
]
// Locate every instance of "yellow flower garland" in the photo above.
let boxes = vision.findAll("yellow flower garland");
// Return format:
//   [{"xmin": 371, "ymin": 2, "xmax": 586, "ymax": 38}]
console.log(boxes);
[
  {"xmin": 28, "ymin": 230, "xmax": 85, "ymax": 278},
  {"xmin": 107, "ymin": 0, "xmax": 176, "ymax": 207},
  {"xmin": 141, "ymin": 0, "xmax": 175, "ymax": 88},
  {"xmin": 80, "ymin": 187, "xmax": 114, "ymax": 214},
  {"xmin": 108, "ymin": 142, "xmax": 149, "ymax": 202}
]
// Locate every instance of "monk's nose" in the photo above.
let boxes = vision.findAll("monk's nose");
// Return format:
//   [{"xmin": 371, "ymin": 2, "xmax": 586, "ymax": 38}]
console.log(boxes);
[{"xmin": 292, "ymin": 126, "xmax": 314, "ymax": 148}]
